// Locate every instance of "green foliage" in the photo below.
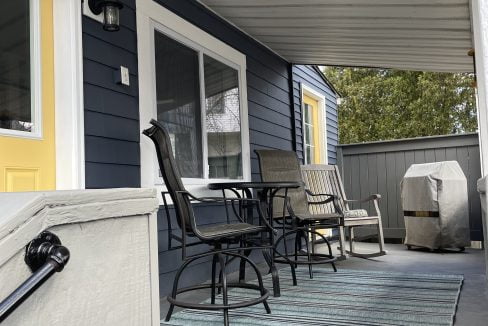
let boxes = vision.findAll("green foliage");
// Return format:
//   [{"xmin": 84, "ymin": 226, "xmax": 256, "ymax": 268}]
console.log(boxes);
[{"xmin": 323, "ymin": 67, "xmax": 477, "ymax": 144}]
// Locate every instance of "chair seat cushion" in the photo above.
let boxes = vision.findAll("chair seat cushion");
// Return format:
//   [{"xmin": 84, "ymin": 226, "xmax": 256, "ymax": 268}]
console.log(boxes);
[
  {"xmin": 294, "ymin": 212, "xmax": 341, "ymax": 227},
  {"xmin": 199, "ymin": 223, "xmax": 266, "ymax": 239},
  {"xmin": 344, "ymin": 209, "xmax": 369, "ymax": 218}
]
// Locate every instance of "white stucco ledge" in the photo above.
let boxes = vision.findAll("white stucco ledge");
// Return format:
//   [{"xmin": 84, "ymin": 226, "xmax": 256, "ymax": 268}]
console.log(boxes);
[{"xmin": 0, "ymin": 188, "xmax": 160, "ymax": 326}]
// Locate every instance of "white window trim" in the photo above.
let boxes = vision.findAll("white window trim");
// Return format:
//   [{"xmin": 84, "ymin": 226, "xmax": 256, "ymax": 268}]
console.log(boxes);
[
  {"xmin": 303, "ymin": 103, "xmax": 315, "ymax": 165},
  {"xmin": 0, "ymin": 0, "xmax": 42, "ymax": 139},
  {"xmin": 301, "ymin": 83, "xmax": 328, "ymax": 165},
  {"xmin": 137, "ymin": 0, "xmax": 251, "ymax": 199},
  {"xmin": 53, "ymin": 0, "xmax": 85, "ymax": 189}
]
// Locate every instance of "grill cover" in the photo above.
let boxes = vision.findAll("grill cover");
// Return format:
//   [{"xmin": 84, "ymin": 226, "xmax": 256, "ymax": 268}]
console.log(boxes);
[{"xmin": 401, "ymin": 161, "xmax": 470, "ymax": 249}]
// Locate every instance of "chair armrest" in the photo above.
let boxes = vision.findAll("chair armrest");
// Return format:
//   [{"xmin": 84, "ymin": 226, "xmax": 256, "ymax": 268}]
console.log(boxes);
[
  {"xmin": 305, "ymin": 189, "xmax": 339, "ymax": 206},
  {"xmin": 344, "ymin": 194, "xmax": 381, "ymax": 217},
  {"xmin": 344, "ymin": 194, "xmax": 381, "ymax": 203},
  {"xmin": 176, "ymin": 191, "xmax": 278, "ymax": 234},
  {"xmin": 304, "ymin": 189, "xmax": 336, "ymax": 198}
]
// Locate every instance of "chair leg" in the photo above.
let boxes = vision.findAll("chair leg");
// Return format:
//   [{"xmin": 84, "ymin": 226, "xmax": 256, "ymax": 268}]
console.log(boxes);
[
  {"xmin": 338, "ymin": 225, "xmax": 347, "ymax": 260},
  {"xmin": 217, "ymin": 253, "xmax": 229, "ymax": 326},
  {"xmin": 233, "ymin": 252, "xmax": 271, "ymax": 314},
  {"xmin": 303, "ymin": 229, "xmax": 313, "ymax": 279},
  {"xmin": 294, "ymin": 231, "xmax": 300, "ymax": 268},
  {"xmin": 312, "ymin": 228, "xmax": 338, "ymax": 273},
  {"xmin": 211, "ymin": 254, "xmax": 218, "ymax": 304},
  {"xmin": 272, "ymin": 248, "xmax": 297, "ymax": 286},
  {"xmin": 349, "ymin": 227, "xmax": 355, "ymax": 254},
  {"xmin": 239, "ymin": 249, "xmax": 251, "ymax": 282},
  {"xmin": 165, "ymin": 256, "xmax": 198, "ymax": 322},
  {"xmin": 323, "ymin": 234, "xmax": 337, "ymax": 272},
  {"xmin": 377, "ymin": 219, "xmax": 386, "ymax": 254},
  {"xmin": 218, "ymin": 268, "xmax": 223, "ymax": 295},
  {"xmin": 311, "ymin": 227, "xmax": 316, "ymax": 256},
  {"xmin": 346, "ymin": 222, "xmax": 387, "ymax": 258},
  {"xmin": 262, "ymin": 249, "xmax": 281, "ymax": 297},
  {"xmin": 282, "ymin": 221, "xmax": 289, "ymax": 258}
]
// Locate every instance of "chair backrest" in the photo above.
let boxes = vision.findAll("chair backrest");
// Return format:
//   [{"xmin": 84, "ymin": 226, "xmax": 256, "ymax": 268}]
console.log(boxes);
[
  {"xmin": 301, "ymin": 164, "xmax": 349, "ymax": 214},
  {"xmin": 255, "ymin": 150, "xmax": 310, "ymax": 217},
  {"xmin": 142, "ymin": 119, "xmax": 194, "ymax": 233}
]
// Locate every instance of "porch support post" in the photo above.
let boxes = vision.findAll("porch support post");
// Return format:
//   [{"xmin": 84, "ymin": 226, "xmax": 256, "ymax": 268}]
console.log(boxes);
[
  {"xmin": 471, "ymin": 0, "xmax": 488, "ymax": 280},
  {"xmin": 471, "ymin": 0, "xmax": 488, "ymax": 175},
  {"xmin": 53, "ymin": 0, "xmax": 85, "ymax": 189}
]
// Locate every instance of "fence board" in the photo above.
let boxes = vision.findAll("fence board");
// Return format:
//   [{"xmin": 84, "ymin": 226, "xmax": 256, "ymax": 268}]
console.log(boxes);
[{"xmin": 338, "ymin": 133, "xmax": 483, "ymax": 240}]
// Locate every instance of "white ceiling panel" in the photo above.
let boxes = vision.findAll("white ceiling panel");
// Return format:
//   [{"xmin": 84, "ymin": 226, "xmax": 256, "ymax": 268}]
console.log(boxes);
[{"xmin": 199, "ymin": 0, "xmax": 474, "ymax": 72}]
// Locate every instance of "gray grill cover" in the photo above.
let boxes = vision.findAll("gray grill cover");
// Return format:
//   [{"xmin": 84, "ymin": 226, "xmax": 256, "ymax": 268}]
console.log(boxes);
[{"xmin": 401, "ymin": 161, "xmax": 470, "ymax": 249}]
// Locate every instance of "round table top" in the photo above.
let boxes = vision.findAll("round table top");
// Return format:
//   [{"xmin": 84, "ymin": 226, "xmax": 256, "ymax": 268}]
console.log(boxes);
[{"xmin": 208, "ymin": 181, "xmax": 301, "ymax": 190}]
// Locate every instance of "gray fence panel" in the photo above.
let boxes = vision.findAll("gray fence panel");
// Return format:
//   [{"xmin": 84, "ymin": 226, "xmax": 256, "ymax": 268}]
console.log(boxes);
[{"xmin": 338, "ymin": 133, "xmax": 483, "ymax": 241}]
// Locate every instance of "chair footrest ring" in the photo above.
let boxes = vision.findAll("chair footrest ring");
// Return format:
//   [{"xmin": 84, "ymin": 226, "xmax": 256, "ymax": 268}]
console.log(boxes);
[
  {"xmin": 274, "ymin": 253, "xmax": 337, "ymax": 265},
  {"xmin": 167, "ymin": 282, "xmax": 269, "ymax": 311}
]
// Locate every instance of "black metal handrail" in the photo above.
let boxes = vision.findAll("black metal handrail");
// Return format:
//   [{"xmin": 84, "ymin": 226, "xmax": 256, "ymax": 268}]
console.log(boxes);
[{"xmin": 0, "ymin": 231, "xmax": 70, "ymax": 323}]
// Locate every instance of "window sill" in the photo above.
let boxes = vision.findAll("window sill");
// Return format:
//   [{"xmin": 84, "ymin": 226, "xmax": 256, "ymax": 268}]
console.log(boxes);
[{"xmin": 153, "ymin": 177, "xmax": 250, "ymax": 205}]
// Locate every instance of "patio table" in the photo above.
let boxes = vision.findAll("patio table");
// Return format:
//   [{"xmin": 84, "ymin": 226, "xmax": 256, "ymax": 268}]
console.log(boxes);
[{"xmin": 208, "ymin": 181, "xmax": 301, "ymax": 297}]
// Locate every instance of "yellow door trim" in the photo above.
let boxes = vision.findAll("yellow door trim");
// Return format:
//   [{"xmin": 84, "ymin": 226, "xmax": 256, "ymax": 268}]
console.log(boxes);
[
  {"xmin": 302, "ymin": 84, "xmax": 328, "ymax": 165},
  {"xmin": 303, "ymin": 94, "xmax": 322, "ymax": 164}
]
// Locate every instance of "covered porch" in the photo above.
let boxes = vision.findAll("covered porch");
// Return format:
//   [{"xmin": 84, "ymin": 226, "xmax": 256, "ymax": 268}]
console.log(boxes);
[
  {"xmin": 157, "ymin": 0, "xmax": 488, "ymax": 324},
  {"xmin": 1, "ymin": 0, "xmax": 488, "ymax": 325}
]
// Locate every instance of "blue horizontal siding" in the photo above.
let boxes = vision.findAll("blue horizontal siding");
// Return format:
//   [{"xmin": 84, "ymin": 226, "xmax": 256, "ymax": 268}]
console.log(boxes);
[
  {"xmin": 82, "ymin": 0, "xmax": 140, "ymax": 189},
  {"xmin": 292, "ymin": 65, "xmax": 339, "ymax": 164}
]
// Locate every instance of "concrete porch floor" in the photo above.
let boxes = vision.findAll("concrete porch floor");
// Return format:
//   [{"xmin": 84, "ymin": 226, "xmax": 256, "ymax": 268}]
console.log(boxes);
[{"xmin": 160, "ymin": 242, "xmax": 488, "ymax": 325}]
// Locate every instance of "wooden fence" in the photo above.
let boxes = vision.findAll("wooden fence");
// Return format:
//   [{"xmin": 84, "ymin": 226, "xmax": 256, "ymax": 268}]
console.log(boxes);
[{"xmin": 337, "ymin": 133, "xmax": 483, "ymax": 241}]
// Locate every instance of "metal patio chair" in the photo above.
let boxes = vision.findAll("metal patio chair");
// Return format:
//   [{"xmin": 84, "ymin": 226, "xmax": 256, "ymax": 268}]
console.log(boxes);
[
  {"xmin": 255, "ymin": 150, "xmax": 340, "ymax": 278},
  {"xmin": 143, "ymin": 119, "xmax": 276, "ymax": 326},
  {"xmin": 301, "ymin": 164, "xmax": 386, "ymax": 259}
]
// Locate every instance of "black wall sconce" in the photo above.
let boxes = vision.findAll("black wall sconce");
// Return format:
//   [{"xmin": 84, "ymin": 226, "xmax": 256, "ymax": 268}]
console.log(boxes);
[{"xmin": 88, "ymin": 0, "xmax": 124, "ymax": 32}]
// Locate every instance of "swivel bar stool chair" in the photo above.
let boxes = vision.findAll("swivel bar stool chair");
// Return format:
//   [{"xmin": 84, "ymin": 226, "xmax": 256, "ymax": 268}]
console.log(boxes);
[
  {"xmin": 255, "ymin": 149, "xmax": 341, "ymax": 278},
  {"xmin": 144, "ymin": 119, "xmax": 276, "ymax": 326}
]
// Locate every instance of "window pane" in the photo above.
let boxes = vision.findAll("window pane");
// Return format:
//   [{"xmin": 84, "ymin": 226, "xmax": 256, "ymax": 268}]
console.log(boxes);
[
  {"xmin": 305, "ymin": 145, "xmax": 313, "ymax": 164},
  {"xmin": 305, "ymin": 124, "xmax": 313, "ymax": 145},
  {"xmin": 304, "ymin": 104, "xmax": 310, "ymax": 123},
  {"xmin": 204, "ymin": 55, "xmax": 242, "ymax": 179},
  {"xmin": 0, "ymin": 0, "xmax": 31, "ymax": 132},
  {"xmin": 154, "ymin": 31, "xmax": 203, "ymax": 178}
]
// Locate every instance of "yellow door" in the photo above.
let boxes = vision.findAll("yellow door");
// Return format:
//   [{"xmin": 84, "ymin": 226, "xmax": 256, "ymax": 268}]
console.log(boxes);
[
  {"xmin": 303, "ymin": 95, "xmax": 323, "ymax": 164},
  {"xmin": 0, "ymin": 0, "xmax": 55, "ymax": 192}
]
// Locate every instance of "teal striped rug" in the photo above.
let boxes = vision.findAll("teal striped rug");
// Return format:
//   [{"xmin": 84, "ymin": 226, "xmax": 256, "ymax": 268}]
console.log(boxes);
[{"xmin": 162, "ymin": 268, "xmax": 463, "ymax": 326}]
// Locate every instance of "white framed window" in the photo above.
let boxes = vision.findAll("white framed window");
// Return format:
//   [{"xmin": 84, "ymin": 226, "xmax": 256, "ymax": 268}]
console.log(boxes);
[
  {"xmin": 301, "ymin": 83, "xmax": 328, "ymax": 165},
  {"xmin": 137, "ymin": 0, "xmax": 250, "ymax": 195},
  {"xmin": 0, "ymin": 0, "xmax": 42, "ymax": 139}
]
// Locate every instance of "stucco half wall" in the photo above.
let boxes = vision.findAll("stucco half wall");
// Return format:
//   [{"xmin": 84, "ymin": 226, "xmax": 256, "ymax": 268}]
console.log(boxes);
[{"xmin": 0, "ymin": 188, "xmax": 160, "ymax": 326}]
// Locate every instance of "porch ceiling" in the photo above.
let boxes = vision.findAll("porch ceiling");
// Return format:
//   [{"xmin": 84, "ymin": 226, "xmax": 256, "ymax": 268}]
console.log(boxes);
[{"xmin": 199, "ymin": 0, "xmax": 474, "ymax": 73}]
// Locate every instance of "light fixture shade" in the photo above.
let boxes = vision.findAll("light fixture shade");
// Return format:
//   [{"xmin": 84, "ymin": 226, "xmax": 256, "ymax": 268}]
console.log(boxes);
[
  {"xmin": 88, "ymin": 0, "xmax": 123, "ymax": 32},
  {"xmin": 103, "ymin": 5, "xmax": 120, "ymax": 32}
]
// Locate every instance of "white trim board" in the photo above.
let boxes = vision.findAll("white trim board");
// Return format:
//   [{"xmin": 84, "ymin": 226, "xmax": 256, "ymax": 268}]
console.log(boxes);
[
  {"xmin": 301, "ymin": 83, "xmax": 328, "ymax": 165},
  {"xmin": 53, "ymin": 0, "xmax": 85, "ymax": 189},
  {"xmin": 137, "ymin": 0, "xmax": 251, "ymax": 200},
  {"xmin": 470, "ymin": 0, "xmax": 488, "ymax": 282}
]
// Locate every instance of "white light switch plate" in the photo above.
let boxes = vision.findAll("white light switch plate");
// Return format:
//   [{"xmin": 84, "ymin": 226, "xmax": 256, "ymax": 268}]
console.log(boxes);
[{"xmin": 121, "ymin": 66, "xmax": 130, "ymax": 86}]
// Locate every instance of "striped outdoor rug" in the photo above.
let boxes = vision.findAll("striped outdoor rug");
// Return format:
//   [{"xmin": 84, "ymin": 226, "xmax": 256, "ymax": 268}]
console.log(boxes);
[{"xmin": 162, "ymin": 268, "xmax": 463, "ymax": 326}]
